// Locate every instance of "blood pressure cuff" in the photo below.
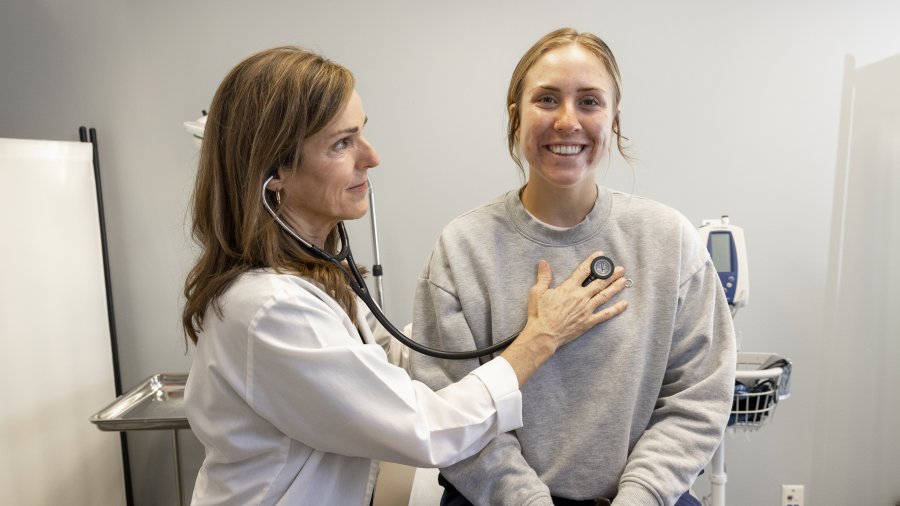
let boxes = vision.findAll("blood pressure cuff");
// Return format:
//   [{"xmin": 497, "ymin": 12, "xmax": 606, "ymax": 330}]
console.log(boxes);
[{"xmin": 728, "ymin": 380, "xmax": 777, "ymax": 426}]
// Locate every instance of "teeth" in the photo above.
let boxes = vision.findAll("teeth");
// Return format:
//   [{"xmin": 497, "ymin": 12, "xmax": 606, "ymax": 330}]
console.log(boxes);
[{"xmin": 549, "ymin": 145, "xmax": 583, "ymax": 155}]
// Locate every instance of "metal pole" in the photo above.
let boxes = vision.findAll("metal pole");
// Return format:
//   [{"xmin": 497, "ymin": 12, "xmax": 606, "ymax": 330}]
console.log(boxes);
[
  {"xmin": 173, "ymin": 430, "xmax": 184, "ymax": 506},
  {"xmin": 79, "ymin": 126, "xmax": 134, "ymax": 506},
  {"xmin": 709, "ymin": 438, "xmax": 726, "ymax": 506},
  {"xmin": 367, "ymin": 177, "xmax": 384, "ymax": 308}
]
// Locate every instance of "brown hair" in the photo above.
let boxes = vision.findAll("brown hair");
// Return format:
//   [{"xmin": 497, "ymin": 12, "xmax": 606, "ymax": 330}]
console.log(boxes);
[
  {"xmin": 506, "ymin": 27, "xmax": 630, "ymax": 173},
  {"xmin": 182, "ymin": 46, "xmax": 358, "ymax": 344}
]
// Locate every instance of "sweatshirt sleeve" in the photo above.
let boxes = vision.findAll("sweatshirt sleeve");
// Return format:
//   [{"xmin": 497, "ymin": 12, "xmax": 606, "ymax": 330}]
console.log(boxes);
[
  {"xmin": 410, "ymin": 249, "xmax": 555, "ymax": 506},
  {"xmin": 614, "ymin": 221, "xmax": 737, "ymax": 506}
]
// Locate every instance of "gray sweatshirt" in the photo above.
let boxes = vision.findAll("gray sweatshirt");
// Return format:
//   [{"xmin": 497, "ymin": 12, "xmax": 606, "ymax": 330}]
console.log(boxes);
[{"xmin": 410, "ymin": 186, "xmax": 736, "ymax": 506}]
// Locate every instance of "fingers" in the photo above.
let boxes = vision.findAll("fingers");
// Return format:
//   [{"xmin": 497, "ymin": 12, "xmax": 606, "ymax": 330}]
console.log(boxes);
[
  {"xmin": 590, "ymin": 273, "xmax": 627, "ymax": 305},
  {"xmin": 564, "ymin": 251, "xmax": 606, "ymax": 287},
  {"xmin": 585, "ymin": 265, "xmax": 625, "ymax": 296},
  {"xmin": 532, "ymin": 259, "xmax": 552, "ymax": 292},
  {"xmin": 525, "ymin": 254, "xmax": 629, "ymax": 349},
  {"xmin": 589, "ymin": 297, "xmax": 629, "ymax": 326}
]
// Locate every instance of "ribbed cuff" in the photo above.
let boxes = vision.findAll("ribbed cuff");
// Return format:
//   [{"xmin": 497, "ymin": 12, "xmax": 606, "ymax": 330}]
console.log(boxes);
[{"xmin": 612, "ymin": 482, "xmax": 662, "ymax": 506}]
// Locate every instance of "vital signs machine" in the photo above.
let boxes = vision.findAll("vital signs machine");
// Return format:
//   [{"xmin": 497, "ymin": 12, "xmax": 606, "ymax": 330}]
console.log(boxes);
[
  {"xmin": 698, "ymin": 216, "xmax": 793, "ymax": 506},
  {"xmin": 699, "ymin": 216, "xmax": 749, "ymax": 311}
]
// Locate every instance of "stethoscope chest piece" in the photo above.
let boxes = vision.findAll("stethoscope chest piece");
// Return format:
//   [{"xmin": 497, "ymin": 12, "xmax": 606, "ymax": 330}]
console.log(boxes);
[{"xmin": 582, "ymin": 255, "xmax": 615, "ymax": 287}]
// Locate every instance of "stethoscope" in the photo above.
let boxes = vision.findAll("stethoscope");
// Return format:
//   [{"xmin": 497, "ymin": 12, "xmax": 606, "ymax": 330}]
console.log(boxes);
[{"xmin": 262, "ymin": 175, "xmax": 615, "ymax": 360}]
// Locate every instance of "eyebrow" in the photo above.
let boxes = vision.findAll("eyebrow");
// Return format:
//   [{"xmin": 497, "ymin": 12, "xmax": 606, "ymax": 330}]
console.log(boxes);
[
  {"xmin": 334, "ymin": 126, "xmax": 359, "ymax": 136},
  {"xmin": 534, "ymin": 85, "xmax": 607, "ymax": 94},
  {"xmin": 329, "ymin": 116, "xmax": 368, "ymax": 138}
]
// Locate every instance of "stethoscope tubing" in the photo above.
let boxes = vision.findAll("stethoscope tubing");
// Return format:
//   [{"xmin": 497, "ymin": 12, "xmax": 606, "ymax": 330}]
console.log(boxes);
[{"xmin": 262, "ymin": 175, "xmax": 517, "ymax": 359}]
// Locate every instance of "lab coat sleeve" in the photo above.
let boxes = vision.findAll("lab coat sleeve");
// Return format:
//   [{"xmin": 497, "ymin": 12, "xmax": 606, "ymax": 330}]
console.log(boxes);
[
  {"xmin": 363, "ymin": 302, "xmax": 411, "ymax": 371},
  {"xmin": 244, "ymin": 288, "xmax": 522, "ymax": 468},
  {"xmin": 614, "ymin": 227, "xmax": 737, "ymax": 506},
  {"xmin": 410, "ymin": 257, "xmax": 555, "ymax": 506}
]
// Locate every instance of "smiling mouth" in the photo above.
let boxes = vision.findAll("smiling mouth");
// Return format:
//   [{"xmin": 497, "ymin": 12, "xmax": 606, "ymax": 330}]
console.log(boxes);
[{"xmin": 547, "ymin": 144, "xmax": 585, "ymax": 155}]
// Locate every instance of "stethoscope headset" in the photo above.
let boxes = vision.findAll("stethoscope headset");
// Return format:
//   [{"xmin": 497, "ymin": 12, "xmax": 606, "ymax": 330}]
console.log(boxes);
[{"xmin": 262, "ymin": 174, "xmax": 615, "ymax": 360}]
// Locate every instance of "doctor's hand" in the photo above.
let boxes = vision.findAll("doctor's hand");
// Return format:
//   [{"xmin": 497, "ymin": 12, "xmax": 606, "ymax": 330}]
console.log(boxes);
[{"xmin": 500, "ymin": 252, "xmax": 628, "ymax": 387}]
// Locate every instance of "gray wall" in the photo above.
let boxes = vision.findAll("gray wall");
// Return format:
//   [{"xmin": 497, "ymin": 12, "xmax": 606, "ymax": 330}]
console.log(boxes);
[{"xmin": 2, "ymin": 0, "xmax": 898, "ymax": 504}]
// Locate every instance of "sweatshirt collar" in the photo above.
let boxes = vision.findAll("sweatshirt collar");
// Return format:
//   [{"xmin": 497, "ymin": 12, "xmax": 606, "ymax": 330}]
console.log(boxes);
[{"xmin": 504, "ymin": 184, "xmax": 613, "ymax": 246}]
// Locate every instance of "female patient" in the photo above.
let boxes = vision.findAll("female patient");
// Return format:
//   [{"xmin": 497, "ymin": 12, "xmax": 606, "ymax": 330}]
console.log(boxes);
[{"xmin": 410, "ymin": 28, "xmax": 736, "ymax": 506}]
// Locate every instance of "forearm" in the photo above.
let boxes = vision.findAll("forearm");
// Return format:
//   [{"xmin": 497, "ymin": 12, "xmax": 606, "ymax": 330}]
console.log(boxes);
[
  {"xmin": 617, "ymin": 263, "xmax": 736, "ymax": 505},
  {"xmin": 615, "ymin": 389, "xmax": 730, "ymax": 505}
]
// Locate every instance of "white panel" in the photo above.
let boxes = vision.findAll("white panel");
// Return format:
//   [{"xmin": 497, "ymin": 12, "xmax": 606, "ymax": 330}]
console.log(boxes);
[
  {"xmin": 0, "ymin": 138, "xmax": 126, "ymax": 505},
  {"xmin": 815, "ymin": 55, "xmax": 900, "ymax": 504}
]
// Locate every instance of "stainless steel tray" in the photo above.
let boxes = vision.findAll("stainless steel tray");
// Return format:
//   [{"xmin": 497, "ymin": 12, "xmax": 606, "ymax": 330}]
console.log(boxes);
[{"xmin": 90, "ymin": 373, "xmax": 190, "ymax": 431}]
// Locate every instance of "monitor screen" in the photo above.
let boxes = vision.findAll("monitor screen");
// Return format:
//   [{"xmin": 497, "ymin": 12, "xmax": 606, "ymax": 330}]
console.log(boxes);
[{"xmin": 710, "ymin": 232, "xmax": 733, "ymax": 272}]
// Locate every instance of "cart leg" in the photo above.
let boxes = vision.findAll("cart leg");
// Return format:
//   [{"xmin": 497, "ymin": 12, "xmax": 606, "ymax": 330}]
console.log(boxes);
[
  {"xmin": 173, "ymin": 429, "xmax": 184, "ymax": 506},
  {"xmin": 709, "ymin": 438, "xmax": 726, "ymax": 506}
]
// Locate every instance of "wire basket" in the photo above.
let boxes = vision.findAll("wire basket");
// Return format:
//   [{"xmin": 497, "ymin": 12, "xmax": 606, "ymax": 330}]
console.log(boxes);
[{"xmin": 728, "ymin": 352, "xmax": 792, "ymax": 431}]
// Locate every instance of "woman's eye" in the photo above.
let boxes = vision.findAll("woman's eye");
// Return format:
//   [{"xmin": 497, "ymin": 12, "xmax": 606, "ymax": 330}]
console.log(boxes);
[
  {"xmin": 581, "ymin": 96, "xmax": 602, "ymax": 107},
  {"xmin": 536, "ymin": 95, "xmax": 557, "ymax": 105},
  {"xmin": 333, "ymin": 138, "xmax": 350, "ymax": 150}
]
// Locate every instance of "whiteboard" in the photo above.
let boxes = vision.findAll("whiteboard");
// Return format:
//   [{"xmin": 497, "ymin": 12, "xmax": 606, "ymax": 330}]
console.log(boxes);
[{"xmin": 0, "ymin": 138, "xmax": 126, "ymax": 505}]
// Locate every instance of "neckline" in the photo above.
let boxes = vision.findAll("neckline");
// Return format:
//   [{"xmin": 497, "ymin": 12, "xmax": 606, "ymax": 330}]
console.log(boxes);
[{"xmin": 505, "ymin": 184, "xmax": 614, "ymax": 246}]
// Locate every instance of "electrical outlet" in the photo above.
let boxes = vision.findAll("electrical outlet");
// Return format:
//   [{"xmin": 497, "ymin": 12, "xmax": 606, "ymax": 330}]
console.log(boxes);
[{"xmin": 781, "ymin": 484, "xmax": 804, "ymax": 506}]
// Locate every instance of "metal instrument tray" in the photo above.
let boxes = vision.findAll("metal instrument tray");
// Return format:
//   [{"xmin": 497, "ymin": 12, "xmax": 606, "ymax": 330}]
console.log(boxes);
[{"xmin": 90, "ymin": 373, "xmax": 190, "ymax": 431}]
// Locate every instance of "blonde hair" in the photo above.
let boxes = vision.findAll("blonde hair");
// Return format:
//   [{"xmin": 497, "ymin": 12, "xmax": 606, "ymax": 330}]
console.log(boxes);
[
  {"xmin": 506, "ymin": 27, "xmax": 630, "ymax": 173},
  {"xmin": 183, "ymin": 46, "xmax": 358, "ymax": 344}
]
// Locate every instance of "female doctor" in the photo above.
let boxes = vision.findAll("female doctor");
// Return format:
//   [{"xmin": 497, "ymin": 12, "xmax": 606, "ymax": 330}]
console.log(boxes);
[{"xmin": 181, "ymin": 46, "xmax": 629, "ymax": 505}]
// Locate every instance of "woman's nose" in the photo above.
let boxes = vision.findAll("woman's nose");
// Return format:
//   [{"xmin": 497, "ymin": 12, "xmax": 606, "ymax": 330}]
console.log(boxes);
[
  {"xmin": 360, "ymin": 137, "xmax": 380, "ymax": 170},
  {"xmin": 554, "ymin": 103, "xmax": 582, "ymax": 132}
]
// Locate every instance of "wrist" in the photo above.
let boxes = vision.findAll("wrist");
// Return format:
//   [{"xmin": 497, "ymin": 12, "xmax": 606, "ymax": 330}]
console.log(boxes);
[
  {"xmin": 518, "ymin": 323, "xmax": 559, "ymax": 358},
  {"xmin": 500, "ymin": 324, "xmax": 557, "ymax": 387}
]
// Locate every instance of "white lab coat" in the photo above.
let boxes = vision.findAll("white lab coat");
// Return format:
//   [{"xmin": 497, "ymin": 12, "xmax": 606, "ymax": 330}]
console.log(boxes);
[{"xmin": 185, "ymin": 270, "xmax": 522, "ymax": 505}]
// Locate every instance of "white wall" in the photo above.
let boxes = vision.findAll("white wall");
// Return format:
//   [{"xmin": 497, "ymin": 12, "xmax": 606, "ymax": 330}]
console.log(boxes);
[{"xmin": 2, "ymin": 1, "xmax": 899, "ymax": 504}]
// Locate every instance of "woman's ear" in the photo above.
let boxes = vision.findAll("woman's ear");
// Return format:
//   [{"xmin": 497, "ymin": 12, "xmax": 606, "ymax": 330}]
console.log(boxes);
[
  {"xmin": 508, "ymin": 102, "xmax": 520, "ymax": 142},
  {"xmin": 612, "ymin": 104, "xmax": 623, "ymax": 135},
  {"xmin": 265, "ymin": 165, "xmax": 291, "ymax": 192},
  {"xmin": 265, "ymin": 174, "xmax": 283, "ymax": 192}
]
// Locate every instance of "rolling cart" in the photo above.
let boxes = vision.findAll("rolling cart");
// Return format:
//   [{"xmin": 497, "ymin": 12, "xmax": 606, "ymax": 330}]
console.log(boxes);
[
  {"xmin": 91, "ymin": 374, "xmax": 190, "ymax": 506},
  {"xmin": 707, "ymin": 352, "xmax": 792, "ymax": 506}
]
